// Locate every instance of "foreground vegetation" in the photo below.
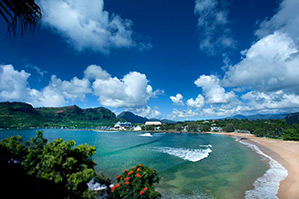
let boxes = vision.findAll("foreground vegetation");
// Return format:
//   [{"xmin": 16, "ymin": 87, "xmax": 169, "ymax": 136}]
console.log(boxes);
[{"xmin": 0, "ymin": 131, "xmax": 160, "ymax": 199}]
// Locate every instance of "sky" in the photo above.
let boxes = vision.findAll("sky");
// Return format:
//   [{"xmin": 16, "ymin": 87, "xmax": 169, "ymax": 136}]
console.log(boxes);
[{"xmin": 1, "ymin": 0, "xmax": 299, "ymax": 121}]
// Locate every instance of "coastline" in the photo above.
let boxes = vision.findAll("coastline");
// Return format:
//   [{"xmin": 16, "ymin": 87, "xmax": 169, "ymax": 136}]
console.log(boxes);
[{"xmin": 207, "ymin": 132, "xmax": 299, "ymax": 199}]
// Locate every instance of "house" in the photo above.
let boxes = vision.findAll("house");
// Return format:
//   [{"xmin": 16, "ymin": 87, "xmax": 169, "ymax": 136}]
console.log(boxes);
[
  {"xmin": 211, "ymin": 127, "xmax": 223, "ymax": 132},
  {"xmin": 113, "ymin": 122, "xmax": 132, "ymax": 130},
  {"xmin": 133, "ymin": 125, "xmax": 142, "ymax": 131}
]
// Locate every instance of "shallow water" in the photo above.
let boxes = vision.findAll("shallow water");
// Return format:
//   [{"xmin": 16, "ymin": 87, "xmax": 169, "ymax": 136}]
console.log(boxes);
[{"xmin": 0, "ymin": 129, "xmax": 269, "ymax": 199}]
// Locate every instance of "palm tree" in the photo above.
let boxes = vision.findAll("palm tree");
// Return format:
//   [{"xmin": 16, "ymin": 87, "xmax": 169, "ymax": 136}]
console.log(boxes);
[{"xmin": 0, "ymin": 0, "xmax": 41, "ymax": 38}]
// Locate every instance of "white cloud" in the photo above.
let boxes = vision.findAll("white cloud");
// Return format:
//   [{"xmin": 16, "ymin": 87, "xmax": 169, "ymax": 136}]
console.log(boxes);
[
  {"xmin": 0, "ymin": 64, "xmax": 160, "ymax": 111},
  {"xmin": 194, "ymin": 75, "xmax": 236, "ymax": 104},
  {"xmin": 170, "ymin": 93, "xmax": 184, "ymax": 106},
  {"xmin": 92, "ymin": 71, "xmax": 156, "ymax": 108},
  {"xmin": 129, "ymin": 106, "xmax": 161, "ymax": 118},
  {"xmin": 84, "ymin": 64, "xmax": 110, "ymax": 81},
  {"xmin": 39, "ymin": 0, "xmax": 140, "ymax": 53},
  {"xmin": 170, "ymin": 0, "xmax": 299, "ymax": 119},
  {"xmin": 27, "ymin": 75, "xmax": 91, "ymax": 107},
  {"xmin": 255, "ymin": 0, "xmax": 299, "ymax": 45},
  {"xmin": 169, "ymin": 109, "xmax": 198, "ymax": 119},
  {"xmin": 0, "ymin": 65, "xmax": 30, "ymax": 101},
  {"xmin": 194, "ymin": 0, "xmax": 236, "ymax": 54},
  {"xmin": 186, "ymin": 94, "xmax": 205, "ymax": 108},
  {"xmin": 222, "ymin": 32, "xmax": 299, "ymax": 94},
  {"xmin": 241, "ymin": 91, "xmax": 299, "ymax": 113}
]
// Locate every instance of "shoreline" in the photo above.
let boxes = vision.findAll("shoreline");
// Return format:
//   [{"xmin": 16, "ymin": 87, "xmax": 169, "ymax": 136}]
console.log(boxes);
[{"xmin": 207, "ymin": 132, "xmax": 299, "ymax": 199}]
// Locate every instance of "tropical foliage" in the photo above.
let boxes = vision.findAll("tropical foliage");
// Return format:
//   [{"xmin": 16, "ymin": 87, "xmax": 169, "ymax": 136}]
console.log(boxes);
[
  {"xmin": 109, "ymin": 164, "xmax": 161, "ymax": 199},
  {"xmin": 0, "ymin": 131, "xmax": 161, "ymax": 198},
  {"xmin": 0, "ymin": 0, "xmax": 41, "ymax": 38},
  {"xmin": 0, "ymin": 131, "xmax": 97, "ymax": 198}
]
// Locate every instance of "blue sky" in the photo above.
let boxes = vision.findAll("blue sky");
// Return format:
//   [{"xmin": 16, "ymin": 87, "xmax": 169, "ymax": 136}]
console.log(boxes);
[{"xmin": 1, "ymin": 0, "xmax": 299, "ymax": 120}]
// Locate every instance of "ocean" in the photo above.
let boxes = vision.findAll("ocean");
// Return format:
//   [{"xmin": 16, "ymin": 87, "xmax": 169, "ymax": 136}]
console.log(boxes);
[{"xmin": 0, "ymin": 129, "xmax": 286, "ymax": 198}]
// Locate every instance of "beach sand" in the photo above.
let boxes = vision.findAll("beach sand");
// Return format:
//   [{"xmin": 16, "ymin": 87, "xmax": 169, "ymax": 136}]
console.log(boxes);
[{"xmin": 207, "ymin": 132, "xmax": 299, "ymax": 199}]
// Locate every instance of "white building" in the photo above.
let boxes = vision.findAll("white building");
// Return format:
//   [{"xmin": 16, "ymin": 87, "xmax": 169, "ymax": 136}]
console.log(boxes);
[
  {"xmin": 145, "ymin": 121, "xmax": 162, "ymax": 126},
  {"xmin": 114, "ymin": 122, "xmax": 132, "ymax": 130},
  {"xmin": 133, "ymin": 125, "xmax": 142, "ymax": 131}
]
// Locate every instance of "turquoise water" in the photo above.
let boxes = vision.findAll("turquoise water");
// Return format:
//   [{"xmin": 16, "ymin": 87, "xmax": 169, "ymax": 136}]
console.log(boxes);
[{"xmin": 0, "ymin": 129, "xmax": 268, "ymax": 199}]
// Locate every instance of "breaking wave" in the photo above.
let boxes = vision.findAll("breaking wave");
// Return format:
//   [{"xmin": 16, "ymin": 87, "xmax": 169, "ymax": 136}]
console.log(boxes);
[
  {"xmin": 139, "ymin": 133, "xmax": 153, "ymax": 137},
  {"xmin": 153, "ymin": 146, "xmax": 212, "ymax": 162},
  {"xmin": 236, "ymin": 138, "xmax": 288, "ymax": 199}
]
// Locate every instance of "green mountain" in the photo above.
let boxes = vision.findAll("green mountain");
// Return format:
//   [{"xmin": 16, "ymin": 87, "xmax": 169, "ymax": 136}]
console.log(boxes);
[
  {"xmin": 118, "ymin": 111, "xmax": 147, "ymax": 124},
  {"xmin": 0, "ymin": 102, "xmax": 118, "ymax": 128}
]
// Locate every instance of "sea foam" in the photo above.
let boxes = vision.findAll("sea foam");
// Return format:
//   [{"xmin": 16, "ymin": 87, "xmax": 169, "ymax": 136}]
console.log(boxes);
[
  {"xmin": 139, "ymin": 133, "xmax": 153, "ymax": 137},
  {"xmin": 153, "ymin": 146, "xmax": 212, "ymax": 162},
  {"xmin": 236, "ymin": 138, "xmax": 288, "ymax": 199}
]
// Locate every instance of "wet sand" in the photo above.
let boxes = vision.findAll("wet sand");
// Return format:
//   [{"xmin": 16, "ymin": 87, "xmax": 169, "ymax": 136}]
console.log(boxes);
[{"xmin": 207, "ymin": 132, "xmax": 299, "ymax": 199}]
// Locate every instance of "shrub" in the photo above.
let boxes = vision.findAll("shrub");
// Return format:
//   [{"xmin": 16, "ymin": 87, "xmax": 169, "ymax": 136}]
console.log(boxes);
[{"xmin": 109, "ymin": 164, "xmax": 161, "ymax": 199}]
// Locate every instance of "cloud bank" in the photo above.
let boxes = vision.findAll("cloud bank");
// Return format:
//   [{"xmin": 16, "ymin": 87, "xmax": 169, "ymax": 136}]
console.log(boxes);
[
  {"xmin": 0, "ymin": 64, "xmax": 161, "ymax": 118},
  {"xmin": 39, "ymin": 0, "xmax": 150, "ymax": 53},
  {"xmin": 194, "ymin": 0, "xmax": 236, "ymax": 54},
  {"xmin": 170, "ymin": 0, "xmax": 299, "ymax": 119}
]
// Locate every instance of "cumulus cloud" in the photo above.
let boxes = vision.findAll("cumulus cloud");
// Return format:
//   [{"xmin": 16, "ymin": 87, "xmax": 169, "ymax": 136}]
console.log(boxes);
[
  {"xmin": 39, "ymin": 0, "xmax": 147, "ymax": 53},
  {"xmin": 222, "ymin": 32, "xmax": 299, "ymax": 93},
  {"xmin": 128, "ymin": 106, "xmax": 161, "ymax": 118},
  {"xmin": 84, "ymin": 64, "xmax": 110, "ymax": 81},
  {"xmin": 186, "ymin": 94, "xmax": 205, "ymax": 108},
  {"xmin": 0, "ymin": 65, "xmax": 30, "ymax": 101},
  {"xmin": 168, "ymin": 0, "xmax": 299, "ymax": 120},
  {"xmin": 194, "ymin": 75, "xmax": 236, "ymax": 104},
  {"xmin": 170, "ymin": 93, "xmax": 184, "ymax": 106},
  {"xmin": 92, "ymin": 70, "xmax": 156, "ymax": 108},
  {"xmin": 194, "ymin": 0, "xmax": 236, "ymax": 54},
  {"xmin": 0, "ymin": 64, "xmax": 160, "ymax": 117}
]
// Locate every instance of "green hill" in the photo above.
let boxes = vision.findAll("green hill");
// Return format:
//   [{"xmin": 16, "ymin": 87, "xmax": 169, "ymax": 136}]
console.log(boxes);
[
  {"xmin": 0, "ymin": 102, "xmax": 118, "ymax": 128},
  {"xmin": 118, "ymin": 111, "xmax": 148, "ymax": 124}
]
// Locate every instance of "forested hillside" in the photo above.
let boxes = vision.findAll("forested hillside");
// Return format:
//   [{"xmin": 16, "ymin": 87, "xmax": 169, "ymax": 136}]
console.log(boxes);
[{"xmin": 0, "ymin": 102, "xmax": 118, "ymax": 128}]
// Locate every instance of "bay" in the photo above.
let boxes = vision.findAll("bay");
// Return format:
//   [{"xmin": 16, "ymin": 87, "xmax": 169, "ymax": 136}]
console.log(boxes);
[{"xmin": 0, "ymin": 129, "xmax": 268, "ymax": 199}]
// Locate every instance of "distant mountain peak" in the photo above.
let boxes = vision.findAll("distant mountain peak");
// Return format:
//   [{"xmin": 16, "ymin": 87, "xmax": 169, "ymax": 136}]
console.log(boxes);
[{"xmin": 118, "ymin": 111, "xmax": 147, "ymax": 124}]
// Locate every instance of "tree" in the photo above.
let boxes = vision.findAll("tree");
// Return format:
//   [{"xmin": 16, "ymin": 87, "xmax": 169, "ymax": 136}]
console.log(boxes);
[
  {"xmin": 224, "ymin": 123, "xmax": 235, "ymax": 132},
  {"xmin": 109, "ymin": 164, "xmax": 161, "ymax": 199},
  {"xmin": 0, "ymin": 0, "xmax": 41, "ymax": 38},
  {"xmin": 0, "ymin": 131, "xmax": 96, "ymax": 198}
]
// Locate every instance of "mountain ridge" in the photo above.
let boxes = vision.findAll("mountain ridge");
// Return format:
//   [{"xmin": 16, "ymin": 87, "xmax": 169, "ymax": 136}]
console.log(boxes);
[{"xmin": 0, "ymin": 102, "xmax": 118, "ymax": 128}]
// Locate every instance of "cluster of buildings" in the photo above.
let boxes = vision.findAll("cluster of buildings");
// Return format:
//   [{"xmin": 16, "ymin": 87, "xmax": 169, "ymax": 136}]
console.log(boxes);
[{"xmin": 112, "ymin": 121, "xmax": 162, "ymax": 131}]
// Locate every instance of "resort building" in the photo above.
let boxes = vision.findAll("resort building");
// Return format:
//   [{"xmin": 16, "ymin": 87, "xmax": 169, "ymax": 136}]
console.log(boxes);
[
  {"xmin": 145, "ymin": 121, "xmax": 162, "ymax": 126},
  {"xmin": 113, "ymin": 122, "xmax": 132, "ymax": 130}
]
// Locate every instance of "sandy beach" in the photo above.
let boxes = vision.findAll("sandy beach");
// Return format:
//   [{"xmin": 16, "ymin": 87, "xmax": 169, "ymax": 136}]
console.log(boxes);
[{"xmin": 208, "ymin": 132, "xmax": 299, "ymax": 199}]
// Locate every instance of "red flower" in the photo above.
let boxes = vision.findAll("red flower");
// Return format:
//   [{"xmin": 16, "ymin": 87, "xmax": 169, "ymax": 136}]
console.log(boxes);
[
  {"xmin": 111, "ymin": 186, "xmax": 115, "ymax": 192},
  {"xmin": 152, "ymin": 170, "xmax": 156, "ymax": 173},
  {"xmin": 125, "ymin": 181, "xmax": 130, "ymax": 185},
  {"xmin": 137, "ymin": 168, "xmax": 141, "ymax": 172},
  {"xmin": 116, "ymin": 175, "xmax": 121, "ymax": 179},
  {"xmin": 128, "ymin": 171, "xmax": 134, "ymax": 176},
  {"xmin": 115, "ymin": 184, "xmax": 120, "ymax": 188},
  {"xmin": 136, "ymin": 173, "xmax": 141, "ymax": 178},
  {"xmin": 140, "ymin": 190, "xmax": 145, "ymax": 195},
  {"xmin": 124, "ymin": 169, "xmax": 127, "ymax": 172},
  {"xmin": 124, "ymin": 177, "xmax": 130, "ymax": 181},
  {"xmin": 144, "ymin": 187, "xmax": 148, "ymax": 191},
  {"xmin": 138, "ymin": 163, "xmax": 142, "ymax": 167},
  {"xmin": 132, "ymin": 167, "xmax": 136, "ymax": 169}
]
